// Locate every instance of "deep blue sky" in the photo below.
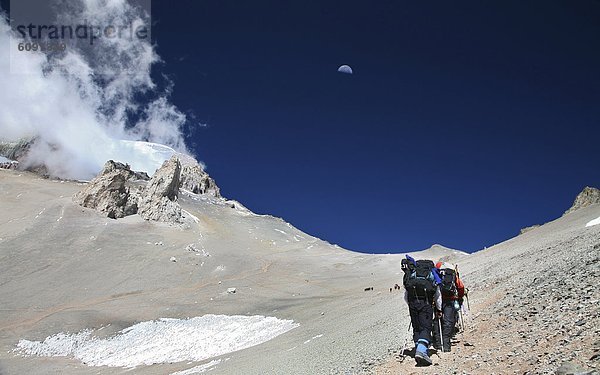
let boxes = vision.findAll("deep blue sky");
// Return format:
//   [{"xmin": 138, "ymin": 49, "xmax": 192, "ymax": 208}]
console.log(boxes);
[
  {"xmin": 149, "ymin": 1, "xmax": 600, "ymax": 253},
  {"xmin": 5, "ymin": 1, "xmax": 599, "ymax": 253}
]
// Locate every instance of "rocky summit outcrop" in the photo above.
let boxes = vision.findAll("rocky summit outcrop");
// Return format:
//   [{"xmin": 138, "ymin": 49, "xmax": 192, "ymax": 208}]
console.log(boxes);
[
  {"xmin": 564, "ymin": 187, "xmax": 600, "ymax": 216},
  {"xmin": 179, "ymin": 163, "xmax": 221, "ymax": 198},
  {"xmin": 0, "ymin": 138, "xmax": 48, "ymax": 175},
  {"xmin": 519, "ymin": 187, "xmax": 600, "ymax": 235},
  {"xmin": 520, "ymin": 224, "xmax": 541, "ymax": 235},
  {"xmin": 137, "ymin": 156, "xmax": 182, "ymax": 223},
  {"xmin": 73, "ymin": 154, "xmax": 221, "ymax": 223},
  {"xmin": 0, "ymin": 138, "xmax": 33, "ymax": 162},
  {"xmin": 73, "ymin": 161, "xmax": 147, "ymax": 219}
]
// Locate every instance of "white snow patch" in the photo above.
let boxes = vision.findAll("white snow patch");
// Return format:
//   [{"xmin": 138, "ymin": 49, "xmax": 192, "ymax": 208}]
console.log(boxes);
[
  {"xmin": 0, "ymin": 156, "xmax": 13, "ymax": 163},
  {"xmin": 182, "ymin": 210, "xmax": 200, "ymax": 224},
  {"xmin": 16, "ymin": 315, "xmax": 299, "ymax": 368},
  {"xmin": 35, "ymin": 208, "xmax": 46, "ymax": 219},
  {"xmin": 170, "ymin": 359, "xmax": 224, "ymax": 375},
  {"xmin": 224, "ymin": 200, "xmax": 254, "ymax": 215},
  {"xmin": 274, "ymin": 229, "xmax": 287, "ymax": 235},
  {"xmin": 303, "ymin": 334, "xmax": 323, "ymax": 345},
  {"xmin": 586, "ymin": 216, "xmax": 600, "ymax": 228}
]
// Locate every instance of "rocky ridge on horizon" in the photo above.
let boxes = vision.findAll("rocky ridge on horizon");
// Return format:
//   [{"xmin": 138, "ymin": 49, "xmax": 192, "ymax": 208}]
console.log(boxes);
[
  {"xmin": 520, "ymin": 224, "xmax": 541, "ymax": 235},
  {"xmin": 0, "ymin": 138, "xmax": 50, "ymax": 176},
  {"xmin": 407, "ymin": 243, "xmax": 469, "ymax": 264},
  {"xmin": 0, "ymin": 139, "xmax": 32, "ymax": 162},
  {"xmin": 74, "ymin": 155, "xmax": 221, "ymax": 223},
  {"xmin": 564, "ymin": 187, "xmax": 600, "ymax": 216},
  {"xmin": 519, "ymin": 186, "xmax": 600, "ymax": 235},
  {"xmin": 179, "ymin": 163, "xmax": 221, "ymax": 198}
]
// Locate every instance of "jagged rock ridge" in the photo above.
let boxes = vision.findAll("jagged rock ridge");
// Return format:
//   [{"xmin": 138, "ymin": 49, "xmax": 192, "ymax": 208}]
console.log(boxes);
[
  {"xmin": 138, "ymin": 157, "xmax": 182, "ymax": 223},
  {"xmin": 519, "ymin": 186, "xmax": 600, "ymax": 234},
  {"xmin": 519, "ymin": 224, "xmax": 540, "ymax": 235},
  {"xmin": 74, "ymin": 155, "xmax": 221, "ymax": 223},
  {"xmin": 179, "ymin": 163, "xmax": 220, "ymax": 198},
  {"xmin": 0, "ymin": 138, "xmax": 48, "ymax": 175},
  {"xmin": 564, "ymin": 186, "xmax": 600, "ymax": 215},
  {"xmin": 0, "ymin": 139, "xmax": 32, "ymax": 161},
  {"xmin": 73, "ymin": 161, "xmax": 147, "ymax": 219}
]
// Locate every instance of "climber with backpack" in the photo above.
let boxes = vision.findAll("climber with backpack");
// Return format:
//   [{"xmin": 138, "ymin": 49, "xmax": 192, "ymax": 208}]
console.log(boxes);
[
  {"xmin": 401, "ymin": 255, "xmax": 442, "ymax": 366},
  {"xmin": 432, "ymin": 262, "xmax": 465, "ymax": 352}
]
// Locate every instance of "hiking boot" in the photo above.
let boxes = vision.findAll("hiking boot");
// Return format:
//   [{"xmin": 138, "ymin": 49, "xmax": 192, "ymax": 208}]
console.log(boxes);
[
  {"xmin": 443, "ymin": 345, "xmax": 451, "ymax": 353},
  {"xmin": 414, "ymin": 350, "xmax": 433, "ymax": 366}
]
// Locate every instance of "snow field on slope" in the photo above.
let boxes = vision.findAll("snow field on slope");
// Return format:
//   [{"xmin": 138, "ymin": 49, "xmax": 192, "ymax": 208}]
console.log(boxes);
[
  {"xmin": 16, "ymin": 315, "xmax": 299, "ymax": 368},
  {"xmin": 586, "ymin": 216, "xmax": 600, "ymax": 227}
]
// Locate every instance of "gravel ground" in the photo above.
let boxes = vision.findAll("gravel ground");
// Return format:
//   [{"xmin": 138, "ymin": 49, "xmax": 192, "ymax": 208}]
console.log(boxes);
[
  {"xmin": 1, "ymin": 169, "xmax": 599, "ymax": 375},
  {"xmin": 373, "ymin": 205, "xmax": 600, "ymax": 375}
]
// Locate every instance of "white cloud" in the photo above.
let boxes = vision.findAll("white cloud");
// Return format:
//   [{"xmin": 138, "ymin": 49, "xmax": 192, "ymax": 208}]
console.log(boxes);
[{"xmin": 0, "ymin": 1, "xmax": 191, "ymax": 180}]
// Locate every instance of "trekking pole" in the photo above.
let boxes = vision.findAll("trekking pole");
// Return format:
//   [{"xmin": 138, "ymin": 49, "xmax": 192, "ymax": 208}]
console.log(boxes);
[
  {"xmin": 399, "ymin": 321, "xmax": 412, "ymax": 362},
  {"xmin": 465, "ymin": 288, "xmax": 471, "ymax": 311},
  {"xmin": 437, "ymin": 314, "xmax": 444, "ymax": 354},
  {"xmin": 458, "ymin": 309, "xmax": 465, "ymax": 332}
]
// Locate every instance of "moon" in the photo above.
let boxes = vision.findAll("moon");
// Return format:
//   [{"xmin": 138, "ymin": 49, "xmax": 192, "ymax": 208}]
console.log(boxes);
[{"xmin": 337, "ymin": 65, "xmax": 353, "ymax": 74}]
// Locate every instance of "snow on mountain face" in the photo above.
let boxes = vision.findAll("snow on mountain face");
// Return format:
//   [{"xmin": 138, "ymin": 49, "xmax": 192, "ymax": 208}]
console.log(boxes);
[
  {"xmin": 71, "ymin": 139, "xmax": 179, "ymax": 180},
  {"xmin": 586, "ymin": 216, "xmax": 600, "ymax": 227},
  {"xmin": 16, "ymin": 315, "xmax": 299, "ymax": 368},
  {"xmin": 114, "ymin": 140, "xmax": 177, "ymax": 177},
  {"xmin": 0, "ymin": 138, "xmax": 186, "ymax": 180}
]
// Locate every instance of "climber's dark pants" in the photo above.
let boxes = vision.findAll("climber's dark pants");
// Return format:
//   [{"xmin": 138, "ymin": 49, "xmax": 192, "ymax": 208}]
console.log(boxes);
[
  {"xmin": 433, "ymin": 300, "xmax": 456, "ymax": 350},
  {"xmin": 407, "ymin": 297, "xmax": 433, "ymax": 344}
]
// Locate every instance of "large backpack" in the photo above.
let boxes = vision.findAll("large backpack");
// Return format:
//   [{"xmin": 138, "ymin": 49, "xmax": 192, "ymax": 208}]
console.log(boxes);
[
  {"xmin": 439, "ymin": 268, "xmax": 457, "ymax": 296},
  {"xmin": 403, "ymin": 259, "xmax": 436, "ymax": 297}
]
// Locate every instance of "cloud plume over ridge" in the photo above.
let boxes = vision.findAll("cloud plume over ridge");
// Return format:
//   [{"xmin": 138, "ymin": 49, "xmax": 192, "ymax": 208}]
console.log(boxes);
[{"xmin": 0, "ymin": 0, "xmax": 191, "ymax": 180}]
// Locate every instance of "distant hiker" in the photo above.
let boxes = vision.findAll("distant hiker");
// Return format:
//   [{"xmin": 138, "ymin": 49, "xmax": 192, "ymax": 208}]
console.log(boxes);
[
  {"xmin": 432, "ymin": 261, "xmax": 465, "ymax": 352},
  {"xmin": 401, "ymin": 255, "xmax": 442, "ymax": 366}
]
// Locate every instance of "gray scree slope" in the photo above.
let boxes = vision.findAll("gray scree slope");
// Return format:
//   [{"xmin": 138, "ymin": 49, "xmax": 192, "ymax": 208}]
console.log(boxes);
[{"xmin": 0, "ymin": 169, "xmax": 598, "ymax": 374}]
